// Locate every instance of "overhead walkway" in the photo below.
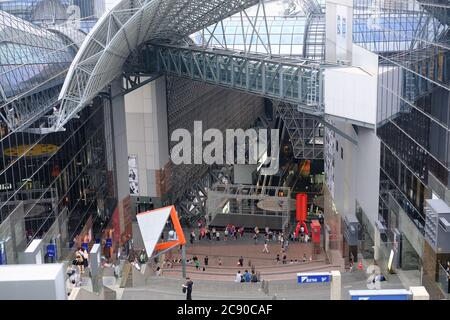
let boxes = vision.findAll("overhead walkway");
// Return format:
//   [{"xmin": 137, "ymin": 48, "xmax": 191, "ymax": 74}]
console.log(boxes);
[{"xmin": 146, "ymin": 44, "xmax": 324, "ymax": 114}]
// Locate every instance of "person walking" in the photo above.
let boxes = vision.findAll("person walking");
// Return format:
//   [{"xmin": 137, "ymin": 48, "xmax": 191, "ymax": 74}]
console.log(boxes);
[
  {"xmin": 190, "ymin": 230, "xmax": 195, "ymax": 244},
  {"xmin": 182, "ymin": 277, "xmax": 194, "ymax": 300},
  {"xmin": 204, "ymin": 256, "xmax": 209, "ymax": 266},
  {"xmin": 282, "ymin": 253, "xmax": 287, "ymax": 264},
  {"xmin": 238, "ymin": 256, "xmax": 244, "ymax": 267},
  {"xmin": 262, "ymin": 240, "xmax": 270, "ymax": 254}
]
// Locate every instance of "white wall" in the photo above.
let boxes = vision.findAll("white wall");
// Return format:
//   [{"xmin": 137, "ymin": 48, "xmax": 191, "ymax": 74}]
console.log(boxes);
[
  {"xmin": 355, "ymin": 127, "xmax": 381, "ymax": 230},
  {"xmin": 324, "ymin": 45, "xmax": 379, "ymax": 126},
  {"xmin": 326, "ymin": 0, "xmax": 353, "ymax": 63},
  {"xmin": 124, "ymin": 76, "xmax": 169, "ymax": 198}
]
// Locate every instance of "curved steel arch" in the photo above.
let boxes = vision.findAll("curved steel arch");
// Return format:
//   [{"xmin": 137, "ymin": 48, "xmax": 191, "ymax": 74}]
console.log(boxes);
[{"xmin": 55, "ymin": 0, "xmax": 260, "ymax": 130}]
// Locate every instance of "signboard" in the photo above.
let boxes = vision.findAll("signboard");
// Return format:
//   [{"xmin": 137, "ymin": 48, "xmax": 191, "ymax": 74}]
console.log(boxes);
[
  {"xmin": 0, "ymin": 242, "xmax": 6, "ymax": 265},
  {"xmin": 128, "ymin": 155, "xmax": 139, "ymax": 195},
  {"xmin": 105, "ymin": 238, "xmax": 112, "ymax": 248},
  {"xmin": 349, "ymin": 289, "xmax": 411, "ymax": 301},
  {"xmin": 297, "ymin": 272, "xmax": 331, "ymax": 284},
  {"xmin": 47, "ymin": 244, "xmax": 56, "ymax": 258}
]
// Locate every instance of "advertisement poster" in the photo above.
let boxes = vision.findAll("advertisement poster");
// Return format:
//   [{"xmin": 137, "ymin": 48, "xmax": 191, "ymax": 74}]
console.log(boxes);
[{"xmin": 128, "ymin": 155, "xmax": 139, "ymax": 195}]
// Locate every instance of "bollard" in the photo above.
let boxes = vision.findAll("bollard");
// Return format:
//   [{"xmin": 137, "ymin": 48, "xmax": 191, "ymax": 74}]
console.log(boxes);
[
  {"xmin": 330, "ymin": 270, "xmax": 341, "ymax": 300},
  {"xmin": 410, "ymin": 286, "xmax": 430, "ymax": 300}
]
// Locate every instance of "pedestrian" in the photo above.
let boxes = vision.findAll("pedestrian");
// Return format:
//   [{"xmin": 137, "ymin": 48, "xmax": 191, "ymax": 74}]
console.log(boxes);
[
  {"xmin": 235, "ymin": 270, "xmax": 242, "ymax": 283},
  {"xmin": 303, "ymin": 253, "xmax": 307, "ymax": 262},
  {"xmin": 216, "ymin": 231, "xmax": 220, "ymax": 241},
  {"xmin": 206, "ymin": 228, "xmax": 211, "ymax": 240},
  {"xmin": 218, "ymin": 258, "xmax": 222, "ymax": 266},
  {"xmin": 82, "ymin": 248, "xmax": 89, "ymax": 270},
  {"xmin": 282, "ymin": 253, "xmax": 287, "ymax": 264},
  {"xmin": 195, "ymin": 259, "xmax": 200, "ymax": 270},
  {"xmin": 253, "ymin": 233, "xmax": 258, "ymax": 244},
  {"xmin": 204, "ymin": 255, "xmax": 209, "ymax": 266},
  {"xmin": 251, "ymin": 271, "xmax": 258, "ymax": 282},
  {"xmin": 139, "ymin": 249, "xmax": 148, "ymax": 265},
  {"xmin": 276, "ymin": 254, "xmax": 280, "ymax": 264},
  {"xmin": 75, "ymin": 249, "xmax": 84, "ymax": 274},
  {"xmin": 263, "ymin": 240, "xmax": 270, "ymax": 254},
  {"xmin": 190, "ymin": 230, "xmax": 195, "ymax": 244},
  {"xmin": 156, "ymin": 266, "xmax": 162, "ymax": 276},
  {"xmin": 238, "ymin": 256, "xmax": 244, "ymax": 267},
  {"xmin": 182, "ymin": 277, "xmax": 194, "ymax": 300},
  {"xmin": 244, "ymin": 270, "xmax": 251, "ymax": 282}
]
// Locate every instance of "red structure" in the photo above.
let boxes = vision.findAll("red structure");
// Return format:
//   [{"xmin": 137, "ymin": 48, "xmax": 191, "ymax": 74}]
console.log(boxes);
[
  {"xmin": 310, "ymin": 220, "xmax": 321, "ymax": 244},
  {"xmin": 296, "ymin": 193, "xmax": 307, "ymax": 222}
]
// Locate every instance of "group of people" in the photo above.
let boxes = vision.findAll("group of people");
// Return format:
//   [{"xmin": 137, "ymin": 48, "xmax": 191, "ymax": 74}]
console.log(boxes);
[
  {"xmin": 190, "ymin": 224, "xmax": 246, "ymax": 244},
  {"xmin": 234, "ymin": 270, "xmax": 259, "ymax": 283},
  {"xmin": 276, "ymin": 253, "xmax": 311, "ymax": 264}
]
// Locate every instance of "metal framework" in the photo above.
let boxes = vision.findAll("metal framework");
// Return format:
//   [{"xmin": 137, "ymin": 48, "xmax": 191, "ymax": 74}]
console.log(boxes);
[
  {"xmin": 149, "ymin": 44, "xmax": 324, "ymax": 114},
  {"xmin": 55, "ymin": 0, "xmax": 261, "ymax": 131},
  {"xmin": 0, "ymin": 10, "xmax": 78, "ymax": 131},
  {"xmin": 277, "ymin": 102, "xmax": 324, "ymax": 159},
  {"xmin": 191, "ymin": 1, "xmax": 325, "ymax": 59},
  {"xmin": 206, "ymin": 184, "xmax": 291, "ymax": 230}
]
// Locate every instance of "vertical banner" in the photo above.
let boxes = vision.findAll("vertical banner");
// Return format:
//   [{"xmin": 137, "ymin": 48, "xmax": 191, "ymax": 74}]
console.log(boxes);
[
  {"xmin": 0, "ymin": 241, "xmax": 6, "ymax": 265},
  {"xmin": 128, "ymin": 155, "xmax": 139, "ymax": 195}
]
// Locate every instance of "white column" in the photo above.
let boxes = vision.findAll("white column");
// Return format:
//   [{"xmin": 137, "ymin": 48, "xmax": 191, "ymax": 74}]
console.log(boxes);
[
  {"xmin": 410, "ymin": 286, "xmax": 430, "ymax": 300},
  {"xmin": 330, "ymin": 270, "xmax": 341, "ymax": 300},
  {"xmin": 374, "ymin": 227, "xmax": 380, "ymax": 261},
  {"xmin": 110, "ymin": 80, "xmax": 129, "ymax": 201}
]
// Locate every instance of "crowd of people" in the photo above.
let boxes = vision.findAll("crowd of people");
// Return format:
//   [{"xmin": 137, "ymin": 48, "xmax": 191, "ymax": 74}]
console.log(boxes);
[{"xmin": 234, "ymin": 270, "xmax": 259, "ymax": 283}]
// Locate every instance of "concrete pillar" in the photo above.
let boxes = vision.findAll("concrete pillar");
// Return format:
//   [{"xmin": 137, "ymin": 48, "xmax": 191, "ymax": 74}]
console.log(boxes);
[
  {"xmin": 410, "ymin": 286, "xmax": 430, "ymax": 300},
  {"xmin": 181, "ymin": 245, "xmax": 186, "ymax": 278},
  {"xmin": 20, "ymin": 239, "xmax": 44, "ymax": 264},
  {"xmin": 330, "ymin": 270, "xmax": 341, "ymax": 300},
  {"xmin": 110, "ymin": 80, "xmax": 129, "ymax": 202},
  {"xmin": 374, "ymin": 227, "xmax": 380, "ymax": 261},
  {"xmin": 90, "ymin": 244, "xmax": 101, "ymax": 293}
]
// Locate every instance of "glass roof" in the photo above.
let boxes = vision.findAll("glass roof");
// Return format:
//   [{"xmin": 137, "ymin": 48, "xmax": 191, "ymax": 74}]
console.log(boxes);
[{"xmin": 0, "ymin": 10, "xmax": 76, "ymax": 101}]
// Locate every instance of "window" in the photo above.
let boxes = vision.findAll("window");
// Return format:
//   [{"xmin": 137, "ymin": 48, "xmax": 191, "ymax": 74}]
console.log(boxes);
[
  {"xmin": 337, "ymin": 15, "xmax": 341, "ymax": 35},
  {"xmin": 342, "ymin": 18, "xmax": 347, "ymax": 37}
]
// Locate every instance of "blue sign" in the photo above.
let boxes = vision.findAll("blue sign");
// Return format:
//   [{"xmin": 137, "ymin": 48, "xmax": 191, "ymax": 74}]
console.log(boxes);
[
  {"xmin": 349, "ymin": 289, "xmax": 411, "ymax": 300},
  {"xmin": 105, "ymin": 238, "xmax": 112, "ymax": 248},
  {"xmin": 297, "ymin": 273, "xmax": 331, "ymax": 284},
  {"xmin": 47, "ymin": 244, "xmax": 56, "ymax": 258},
  {"xmin": 82, "ymin": 243, "xmax": 89, "ymax": 251},
  {"xmin": 351, "ymin": 295, "xmax": 410, "ymax": 300}
]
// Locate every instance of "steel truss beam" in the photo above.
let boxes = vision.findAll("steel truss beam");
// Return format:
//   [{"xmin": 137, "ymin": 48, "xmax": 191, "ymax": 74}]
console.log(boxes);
[
  {"xmin": 148, "ymin": 44, "xmax": 324, "ymax": 114},
  {"xmin": 54, "ymin": 0, "xmax": 261, "ymax": 131},
  {"xmin": 176, "ymin": 167, "xmax": 233, "ymax": 225},
  {"xmin": 0, "ymin": 86, "xmax": 62, "ymax": 132},
  {"xmin": 276, "ymin": 102, "xmax": 324, "ymax": 159}
]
